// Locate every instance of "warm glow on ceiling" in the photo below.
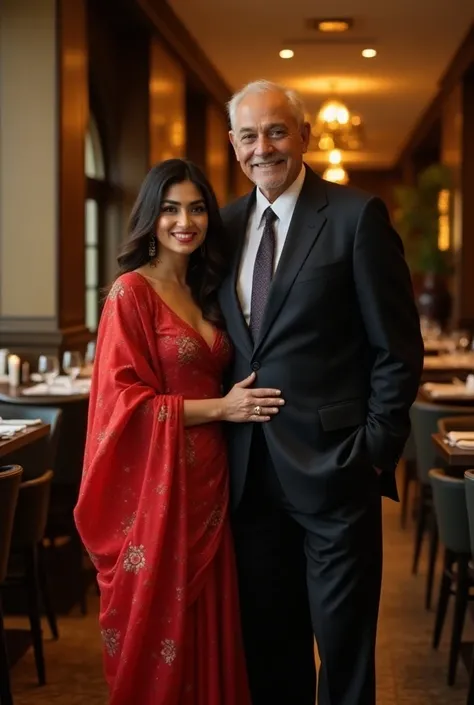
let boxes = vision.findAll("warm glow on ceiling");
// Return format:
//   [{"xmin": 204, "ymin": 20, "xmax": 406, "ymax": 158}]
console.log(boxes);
[
  {"xmin": 362, "ymin": 48, "xmax": 377, "ymax": 58},
  {"xmin": 279, "ymin": 49, "xmax": 294, "ymax": 59},
  {"xmin": 288, "ymin": 75, "xmax": 392, "ymax": 95},
  {"xmin": 317, "ymin": 20, "xmax": 351, "ymax": 33},
  {"xmin": 150, "ymin": 79, "xmax": 174, "ymax": 95},
  {"xmin": 305, "ymin": 150, "xmax": 390, "ymax": 167}
]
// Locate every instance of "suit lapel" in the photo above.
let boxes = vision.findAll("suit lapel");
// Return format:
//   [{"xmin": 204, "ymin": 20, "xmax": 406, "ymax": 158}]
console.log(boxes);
[
  {"xmin": 253, "ymin": 168, "xmax": 328, "ymax": 353},
  {"xmin": 220, "ymin": 192, "xmax": 255, "ymax": 358}
]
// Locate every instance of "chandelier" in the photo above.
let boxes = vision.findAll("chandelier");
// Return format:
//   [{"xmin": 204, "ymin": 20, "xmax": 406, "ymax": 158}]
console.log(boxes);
[
  {"xmin": 312, "ymin": 98, "xmax": 364, "ymax": 152},
  {"xmin": 322, "ymin": 149, "xmax": 349, "ymax": 184},
  {"xmin": 322, "ymin": 165, "xmax": 349, "ymax": 184}
]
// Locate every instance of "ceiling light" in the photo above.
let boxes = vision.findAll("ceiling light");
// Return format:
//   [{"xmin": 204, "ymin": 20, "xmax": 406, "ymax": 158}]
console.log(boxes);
[
  {"xmin": 328, "ymin": 149, "xmax": 342, "ymax": 165},
  {"xmin": 317, "ymin": 19, "xmax": 351, "ymax": 33},
  {"xmin": 318, "ymin": 99, "xmax": 350, "ymax": 126},
  {"xmin": 279, "ymin": 49, "xmax": 294, "ymax": 59},
  {"xmin": 322, "ymin": 165, "xmax": 349, "ymax": 185},
  {"xmin": 362, "ymin": 48, "xmax": 377, "ymax": 58}
]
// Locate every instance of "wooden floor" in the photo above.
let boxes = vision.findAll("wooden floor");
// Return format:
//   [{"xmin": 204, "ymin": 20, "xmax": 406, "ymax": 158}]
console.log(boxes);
[{"xmin": 7, "ymin": 487, "xmax": 471, "ymax": 704}]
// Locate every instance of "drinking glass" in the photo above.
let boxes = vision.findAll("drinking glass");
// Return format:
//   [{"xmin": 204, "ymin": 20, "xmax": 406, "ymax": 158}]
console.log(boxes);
[
  {"xmin": 63, "ymin": 350, "xmax": 83, "ymax": 387},
  {"xmin": 85, "ymin": 341, "xmax": 96, "ymax": 366},
  {"xmin": 38, "ymin": 354, "xmax": 60, "ymax": 391}
]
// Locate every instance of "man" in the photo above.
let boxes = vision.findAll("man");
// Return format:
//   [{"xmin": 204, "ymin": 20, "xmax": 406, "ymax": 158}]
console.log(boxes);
[{"xmin": 219, "ymin": 79, "xmax": 423, "ymax": 705}]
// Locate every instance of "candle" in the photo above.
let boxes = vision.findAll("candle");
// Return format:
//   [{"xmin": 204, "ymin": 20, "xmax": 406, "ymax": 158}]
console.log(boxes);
[
  {"xmin": 8, "ymin": 354, "xmax": 21, "ymax": 387},
  {"xmin": 0, "ymin": 349, "xmax": 9, "ymax": 376}
]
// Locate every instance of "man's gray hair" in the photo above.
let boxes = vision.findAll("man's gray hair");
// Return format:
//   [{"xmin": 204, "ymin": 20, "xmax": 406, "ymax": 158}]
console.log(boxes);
[{"xmin": 226, "ymin": 80, "xmax": 306, "ymax": 132}]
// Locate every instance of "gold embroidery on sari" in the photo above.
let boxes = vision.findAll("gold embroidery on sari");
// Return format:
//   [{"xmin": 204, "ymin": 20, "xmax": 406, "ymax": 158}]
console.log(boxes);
[
  {"xmin": 185, "ymin": 433, "xmax": 196, "ymax": 465},
  {"xmin": 123, "ymin": 544, "xmax": 146, "ymax": 573},
  {"xmin": 109, "ymin": 281, "xmax": 125, "ymax": 301},
  {"xmin": 121, "ymin": 511, "xmax": 137, "ymax": 535},
  {"xmin": 157, "ymin": 404, "xmax": 169, "ymax": 422},
  {"xmin": 160, "ymin": 638, "xmax": 177, "ymax": 665},
  {"xmin": 176, "ymin": 336, "xmax": 200, "ymax": 364},
  {"xmin": 101, "ymin": 628, "xmax": 121, "ymax": 657},
  {"xmin": 154, "ymin": 482, "xmax": 169, "ymax": 496},
  {"xmin": 204, "ymin": 501, "xmax": 225, "ymax": 531},
  {"xmin": 176, "ymin": 586, "xmax": 184, "ymax": 602}
]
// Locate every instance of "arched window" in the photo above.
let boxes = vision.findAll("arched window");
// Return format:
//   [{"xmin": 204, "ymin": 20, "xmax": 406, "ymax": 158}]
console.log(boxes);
[
  {"xmin": 84, "ymin": 114, "xmax": 106, "ymax": 332},
  {"xmin": 85, "ymin": 114, "xmax": 105, "ymax": 180}
]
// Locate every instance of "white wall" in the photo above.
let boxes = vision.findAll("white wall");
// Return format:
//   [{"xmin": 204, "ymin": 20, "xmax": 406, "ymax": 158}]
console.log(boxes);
[{"xmin": 0, "ymin": 0, "xmax": 57, "ymax": 317}]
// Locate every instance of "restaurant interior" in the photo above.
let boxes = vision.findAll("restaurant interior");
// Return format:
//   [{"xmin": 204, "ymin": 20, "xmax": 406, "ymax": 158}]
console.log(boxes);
[{"xmin": 2, "ymin": 1, "xmax": 474, "ymax": 703}]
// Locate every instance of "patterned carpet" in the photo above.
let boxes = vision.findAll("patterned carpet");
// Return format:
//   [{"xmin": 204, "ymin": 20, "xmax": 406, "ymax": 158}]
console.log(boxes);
[{"xmin": 6, "ymin": 477, "xmax": 472, "ymax": 704}]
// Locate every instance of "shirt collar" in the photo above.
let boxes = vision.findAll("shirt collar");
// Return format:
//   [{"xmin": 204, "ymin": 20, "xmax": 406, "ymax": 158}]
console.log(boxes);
[{"xmin": 255, "ymin": 164, "xmax": 306, "ymax": 228}]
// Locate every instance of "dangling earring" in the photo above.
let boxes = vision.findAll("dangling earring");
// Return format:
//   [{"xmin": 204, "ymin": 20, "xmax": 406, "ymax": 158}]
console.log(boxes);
[{"xmin": 149, "ymin": 235, "xmax": 157, "ymax": 261}]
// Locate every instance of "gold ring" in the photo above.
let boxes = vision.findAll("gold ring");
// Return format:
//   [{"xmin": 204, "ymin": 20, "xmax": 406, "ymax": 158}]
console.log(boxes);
[{"xmin": 254, "ymin": 405, "xmax": 262, "ymax": 416}]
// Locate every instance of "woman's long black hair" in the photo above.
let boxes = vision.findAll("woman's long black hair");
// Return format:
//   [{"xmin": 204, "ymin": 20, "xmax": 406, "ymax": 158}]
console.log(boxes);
[{"xmin": 117, "ymin": 159, "xmax": 230, "ymax": 328}]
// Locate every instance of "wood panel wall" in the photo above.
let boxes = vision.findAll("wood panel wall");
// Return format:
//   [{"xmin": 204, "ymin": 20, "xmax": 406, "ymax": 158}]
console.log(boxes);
[
  {"xmin": 149, "ymin": 38, "xmax": 185, "ymax": 165},
  {"xmin": 57, "ymin": 0, "xmax": 89, "ymax": 346},
  {"xmin": 206, "ymin": 102, "xmax": 230, "ymax": 205}
]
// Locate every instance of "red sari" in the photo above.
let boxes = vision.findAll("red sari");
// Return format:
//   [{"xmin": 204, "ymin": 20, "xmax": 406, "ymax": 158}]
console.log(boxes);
[{"xmin": 74, "ymin": 272, "xmax": 251, "ymax": 705}]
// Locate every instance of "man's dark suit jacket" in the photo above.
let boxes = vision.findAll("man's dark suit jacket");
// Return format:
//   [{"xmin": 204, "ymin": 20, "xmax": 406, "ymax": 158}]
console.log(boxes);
[{"xmin": 219, "ymin": 165, "xmax": 424, "ymax": 514}]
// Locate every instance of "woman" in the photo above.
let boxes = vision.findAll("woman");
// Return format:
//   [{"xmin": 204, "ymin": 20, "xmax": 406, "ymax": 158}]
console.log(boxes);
[{"xmin": 74, "ymin": 159, "xmax": 284, "ymax": 705}]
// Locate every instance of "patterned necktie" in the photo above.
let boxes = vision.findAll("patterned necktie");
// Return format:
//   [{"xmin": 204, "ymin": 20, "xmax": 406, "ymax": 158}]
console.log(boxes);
[{"xmin": 250, "ymin": 206, "xmax": 278, "ymax": 339}]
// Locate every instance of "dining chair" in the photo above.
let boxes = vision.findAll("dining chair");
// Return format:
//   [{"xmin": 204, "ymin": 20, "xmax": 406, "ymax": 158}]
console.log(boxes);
[{"xmin": 0, "ymin": 465, "xmax": 23, "ymax": 705}]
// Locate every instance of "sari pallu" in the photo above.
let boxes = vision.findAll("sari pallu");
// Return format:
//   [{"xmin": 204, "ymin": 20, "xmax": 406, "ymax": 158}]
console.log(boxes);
[{"xmin": 74, "ymin": 276, "xmax": 234, "ymax": 705}]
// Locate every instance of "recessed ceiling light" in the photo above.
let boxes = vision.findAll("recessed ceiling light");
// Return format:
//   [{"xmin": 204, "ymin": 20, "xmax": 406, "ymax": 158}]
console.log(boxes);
[
  {"xmin": 279, "ymin": 49, "xmax": 294, "ymax": 59},
  {"xmin": 317, "ymin": 19, "xmax": 351, "ymax": 33},
  {"xmin": 362, "ymin": 48, "xmax": 377, "ymax": 58}
]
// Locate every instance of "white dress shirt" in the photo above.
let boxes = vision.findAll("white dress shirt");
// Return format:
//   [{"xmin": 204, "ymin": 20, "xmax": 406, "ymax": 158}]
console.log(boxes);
[{"xmin": 237, "ymin": 165, "xmax": 306, "ymax": 324}]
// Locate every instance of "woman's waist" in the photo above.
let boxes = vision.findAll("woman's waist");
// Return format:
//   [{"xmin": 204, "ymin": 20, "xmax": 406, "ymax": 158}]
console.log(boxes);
[{"xmin": 164, "ymin": 381, "xmax": 223, "ymax": 399}]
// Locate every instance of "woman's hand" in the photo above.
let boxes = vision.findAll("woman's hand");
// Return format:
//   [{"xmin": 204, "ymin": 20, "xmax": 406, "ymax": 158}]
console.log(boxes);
[{"xmin": 219, "ymin": 372, "xmax": 285, "ymax": 423}]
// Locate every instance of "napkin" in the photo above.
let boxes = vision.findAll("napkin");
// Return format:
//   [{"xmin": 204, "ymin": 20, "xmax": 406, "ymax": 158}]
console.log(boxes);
[
  {"xmin": 0, "ymin": 418, "xmax": 42, "ymax": 426},
  {"xmin": 22, "ymin": 380, "xmax": 91, "ymax": 396},
  {"xmin": 454, "ymin": 440, "xmax": 474, "ymax": 450},
  {"xmin": 446, "ymin": 431, "xmax": 474, "ymax": 443},
  {"xmin": 0, "ymin": 423, "xmax": 26, "ymax": 437}
]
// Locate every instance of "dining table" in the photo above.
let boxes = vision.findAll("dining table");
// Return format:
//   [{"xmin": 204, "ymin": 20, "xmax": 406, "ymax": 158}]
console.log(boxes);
[
  {"xmin": 0, "ymin": 380, "xmax": 89, "ymax": 487},
  {"xmin": 431, "ymin": 432, "xmax": 474, "ymax": 473},
  {"xmin": 0, "ymin": 422, "xmax": 50, "ymax": 459},
  {"xmin": 0, "ymin": 381, "xmax": 89, "ymax": 405}
]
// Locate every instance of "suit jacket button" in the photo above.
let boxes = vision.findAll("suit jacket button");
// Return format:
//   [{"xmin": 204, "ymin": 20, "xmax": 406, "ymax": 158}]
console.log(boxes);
[{"xmin": 252, "ymin": 361, "xmax": 261, "ymax": 371}]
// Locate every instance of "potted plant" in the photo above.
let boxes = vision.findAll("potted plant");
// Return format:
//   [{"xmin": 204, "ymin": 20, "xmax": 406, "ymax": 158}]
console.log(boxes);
[{"xmin": 393, "ymin": 163, "xmax": 453, "ymax": 328}]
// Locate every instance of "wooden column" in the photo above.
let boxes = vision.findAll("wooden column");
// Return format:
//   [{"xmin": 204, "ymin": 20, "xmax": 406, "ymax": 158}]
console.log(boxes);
[
  {"xmin": 149, "ymin": 37, "xmax": 185, "ymax": 165},
  {"xmin": 58, "ymin": 0, "xmax": 89, "ymax": 347},
  {"xmin": 459, "ymin": 70, "xmax": 474, "ymax": 326},
  {"xmin": 205, "ymin": 101, "xmax": 231, "ymax": 205},
  {"xmin": 185, "ymin": 83, "xmax": 208, "ymax": 172}
]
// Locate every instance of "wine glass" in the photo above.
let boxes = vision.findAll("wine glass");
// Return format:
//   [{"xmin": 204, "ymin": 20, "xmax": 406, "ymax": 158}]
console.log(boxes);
[
  {"xmin": 85, "ymin": 341, "xmax": 96, "ymax": 366},
  {"xmin": 38, "ymin": 354, "xmax": 60, "ymax": 391},
  {"xmin": 63, "ymin": 350, "xmax": 83, "ymax": 388}
]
